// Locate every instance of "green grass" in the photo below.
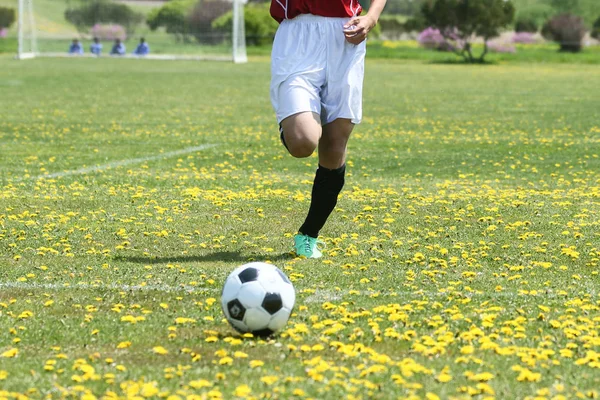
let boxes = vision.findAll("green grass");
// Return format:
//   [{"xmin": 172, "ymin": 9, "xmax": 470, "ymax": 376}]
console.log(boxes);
[
  {"xmin": 4, "ymin": 36, "xmax": 600, "ymax": 64},
  {"xmin": 0, "ymin": 57, "xmax": 599, "ymax": 399},
  {"xmin": 366, "ymin": 40, "xmax": 600, "ymax": 64}
]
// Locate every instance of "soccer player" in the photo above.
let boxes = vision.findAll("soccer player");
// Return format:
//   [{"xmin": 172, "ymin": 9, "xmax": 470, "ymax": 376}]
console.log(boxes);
[
  {"xmin": 110, "ymin": 39, "xmax": 126, "ymax": 56},
  {"xmin": 68, "ymin": 39, "xmax": 84, "ymax": 55},
  {"xmin": 270, "ymin": 0, "xmax": 386, "ymax": 258},
  {"xmin": 133, "ymin": 38, "xmax": 150, "ymax": 56},
  {"xmin": 90, "ymin": 37, "xmax": 102, "ymax": 56}
]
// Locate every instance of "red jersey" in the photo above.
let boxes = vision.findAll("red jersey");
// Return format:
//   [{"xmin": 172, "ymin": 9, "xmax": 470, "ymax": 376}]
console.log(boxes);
[{"xmin": 270, "ymin": 0, "xmax": 362, "ymax": 23}]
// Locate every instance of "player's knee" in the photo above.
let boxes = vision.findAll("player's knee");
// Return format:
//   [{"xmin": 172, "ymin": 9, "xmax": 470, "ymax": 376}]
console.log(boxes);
[
  {"xmin": 282, "ymin": 125, "xmax": 320, "ymax": 158},
  {"xmin": 287, "ymin": 140, "xmax": 317, "ymax": 158}
]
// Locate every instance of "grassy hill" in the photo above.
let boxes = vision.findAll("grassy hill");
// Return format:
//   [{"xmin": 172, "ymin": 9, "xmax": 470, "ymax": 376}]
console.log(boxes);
[
  {"xmin": 0, "ymin": 0, "xmax": 76, "ymax": 38},
  {"xmin": 512, "ymin": 0, "xmax": 600, "ymax": 26},
  {"xmin": 0, "ymin": 0, "xmax": 162, "ymax": 39}
]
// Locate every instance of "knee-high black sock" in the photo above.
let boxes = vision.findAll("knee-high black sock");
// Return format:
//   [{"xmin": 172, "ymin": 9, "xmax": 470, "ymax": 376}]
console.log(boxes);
[{"xmin": 299, "ymin": 164, "xmax": 346, "ymax": 238}]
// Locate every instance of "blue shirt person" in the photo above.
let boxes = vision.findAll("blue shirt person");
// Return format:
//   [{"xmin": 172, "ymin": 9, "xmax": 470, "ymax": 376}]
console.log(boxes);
[
  {"xmin": 110, "ymin": 39, "xmax": 126, "ymax": 56},
  {"xmin": 69, "ymin": 39, "xmax": 84, "ymax": 55},
  {"xmin": 90, "ymin": 38, "xmax": 103, "ymax": 56},
  {"xmin": 133, "ymin": 38, "xmax": 150, "ymax": 56}
]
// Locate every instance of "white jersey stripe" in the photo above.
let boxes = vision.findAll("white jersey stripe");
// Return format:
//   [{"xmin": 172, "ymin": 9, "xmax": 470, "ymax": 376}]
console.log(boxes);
[
  {"xmin": 275, "ymin": 0, "xmax": 288, "ymax": 19},
  {"xmin": 350, "ymin": 0, "xmax": 360, "ymax": 17}
]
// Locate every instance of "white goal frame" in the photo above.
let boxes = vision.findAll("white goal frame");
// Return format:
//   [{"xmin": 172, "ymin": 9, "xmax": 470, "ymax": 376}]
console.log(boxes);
[
  {"xmin": 17, "ymin": 0, "xmax": 37, "ymax": 59},
  {"xmin": 16, "ymin": 0, "xmax": 247, "ymax": 63}
]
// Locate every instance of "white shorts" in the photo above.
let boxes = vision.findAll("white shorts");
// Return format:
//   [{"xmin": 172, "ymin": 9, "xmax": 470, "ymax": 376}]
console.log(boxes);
[{"xmin": 270, "ymin": 14, "xmax": 366, "ymax": 125}]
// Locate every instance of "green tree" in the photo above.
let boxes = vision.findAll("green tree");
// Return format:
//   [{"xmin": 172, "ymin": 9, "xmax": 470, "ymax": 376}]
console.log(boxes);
[
  {"xmin": 212, "ymin": 3, "xmax": 278, "ymax": 46},
  {"xmin": 421, "ymin": 0, "xmax": 515, "ymax": 63},
  {"xmin": 188, "ymin": 0, "xmax": 231, "ymax": 44},
  {"xmin": 512, "ymin": 0, "xmax": 598, "ymax": 26},
  {"xmin": 592, "ymin": 16, "xmax": 600, "ymax": 39},
  {"xmin": 65, "ymin": 0, "xmax": 143, "ymax": 34},
  {"xmin": 515, "ymin": 18, "xmax": 538, "ymax": 33},
  {"xmin": 0, "ymin": 6, "xmax": 16, "ymax": 29},
  {"xmin": 146, "ymin": 0, "xmax": 195, "ymax": 42},
  {"xmin": 549, "ymin": 0, "xmax": 581, "ymax": 14}
]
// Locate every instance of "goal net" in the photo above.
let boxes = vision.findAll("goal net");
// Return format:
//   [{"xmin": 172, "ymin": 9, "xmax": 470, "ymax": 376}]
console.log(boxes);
[{"xmin": 16, "ymin": 0, "xmax": 247, "ymax": 63}]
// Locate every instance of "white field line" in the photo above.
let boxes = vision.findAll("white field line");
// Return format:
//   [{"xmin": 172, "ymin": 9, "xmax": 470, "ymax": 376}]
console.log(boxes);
[
  {"xmin": 2, "ymin": 283, "xmax": 593, "ymax": 303},
  {"xmin": 17, "ymin": 144, "xmax": 216, "ymax": 181},
  {"xmin": 0, "ymin": 282, "xmax": 210, "ymax": 293},
  {"xmin": 302, "ymin": 288, "xmax": 598, "ymax": 304}
]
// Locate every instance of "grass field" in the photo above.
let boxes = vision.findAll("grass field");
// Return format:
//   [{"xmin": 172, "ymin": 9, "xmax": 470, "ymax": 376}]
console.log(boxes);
[{"xmin": 0, "ymin": 57, "xmax": 599, "ymax": 399}]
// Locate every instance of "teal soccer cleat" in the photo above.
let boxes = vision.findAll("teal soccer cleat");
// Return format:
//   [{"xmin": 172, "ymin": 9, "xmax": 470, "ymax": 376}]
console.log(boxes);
[{"xmin": 293, "ymin": 234, "xmax": 325, "ymax": 259}]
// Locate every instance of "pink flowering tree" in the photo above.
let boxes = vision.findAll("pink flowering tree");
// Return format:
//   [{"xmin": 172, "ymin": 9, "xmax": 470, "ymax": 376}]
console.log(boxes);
[
  {"xmin": 418, "ymin": 27, "xmax": 447, "ymax": 49},
  {"xmin": 512, "ymin": 32, "xmax": 538, "ymax": 44},
  {"xmin": 90, "ymin": 24, "xmax": 127, "ymax": 41},
  {"xmin": 421, "ymin": 0, "xmax": 515, "ymax": 63}
]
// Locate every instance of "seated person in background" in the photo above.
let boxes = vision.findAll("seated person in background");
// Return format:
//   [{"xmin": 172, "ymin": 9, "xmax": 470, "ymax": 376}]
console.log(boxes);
[
  {"xmin": 69, "ymin": 39, "xmax": 84, "ymax": 55},
  {"xmin": 133, "ymin": 38, "xmax": 150, "ymax": 56},
  {"xmin": 90, "ymin": 37, "xmax": 102, "ymax": 56},
  {"xmin": 110, "ymin": 39, "xmax": 126, "ymax": 56}
]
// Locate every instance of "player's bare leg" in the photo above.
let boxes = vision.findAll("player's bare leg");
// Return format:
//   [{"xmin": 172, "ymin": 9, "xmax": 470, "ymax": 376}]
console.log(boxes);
[
  {"xmin": 280, "ymin": 112, "xmax": 322, "ymax": 158},
  {"xmin": 318, "ymin": 118, "xmax": 353, "ymax": 169}
]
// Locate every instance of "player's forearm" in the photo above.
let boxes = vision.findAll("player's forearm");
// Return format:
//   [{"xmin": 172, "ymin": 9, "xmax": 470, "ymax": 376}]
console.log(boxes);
[{"xmin": 366, "ymin": 0, "xmax": 387, "ymax": 22}]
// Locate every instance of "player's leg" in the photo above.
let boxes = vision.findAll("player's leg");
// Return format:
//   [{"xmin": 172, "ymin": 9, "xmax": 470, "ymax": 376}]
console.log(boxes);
[
  {"xmin": 271, "ymin": 16, "xmax": 326, "ymax": 159},
  {"xmin": 318, "ymin": 118, "xmax": 354, "ymax": 169},
  {"xmin": 279, "ymin": 111, "xmax": 322, "ymax": 158},
  {"xmin": 296, "ymin": 118, "xmax": 352, "ymax": 243}
]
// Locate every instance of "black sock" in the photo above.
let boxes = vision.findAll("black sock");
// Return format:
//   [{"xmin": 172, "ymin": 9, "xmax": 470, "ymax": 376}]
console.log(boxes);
[{"xmin": 299, "ymin": 164, "xmax": 346, "ymax": 238}]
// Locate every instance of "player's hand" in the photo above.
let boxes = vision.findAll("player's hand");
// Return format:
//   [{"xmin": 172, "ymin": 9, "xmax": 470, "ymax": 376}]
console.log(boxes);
[{"xmin": 343, "ymin": 15, "xmax": 377, "ymax": 45}]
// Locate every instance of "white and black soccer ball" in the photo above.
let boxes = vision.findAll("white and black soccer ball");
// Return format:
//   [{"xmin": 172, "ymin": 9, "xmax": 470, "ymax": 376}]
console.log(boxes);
[{"xmin": 221, "ymin": 262, "xmax": 295, "ymax": 337}]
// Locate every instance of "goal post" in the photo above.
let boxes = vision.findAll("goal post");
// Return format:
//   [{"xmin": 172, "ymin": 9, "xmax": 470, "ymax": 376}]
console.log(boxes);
[
  {"xmin": 17, "ymin": 0, "xmax": 37, "ymax": 59},
  {"xmin": 232, "ymin": 0, "xmax": 247, "ymax": 63},
  {"xmin": 16, "ymin": 0, "xmax": 247, "ymax": 63}
]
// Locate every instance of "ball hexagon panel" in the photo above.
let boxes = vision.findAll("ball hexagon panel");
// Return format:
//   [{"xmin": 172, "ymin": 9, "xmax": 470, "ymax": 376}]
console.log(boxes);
[
  {"xmin": 221, "ymin": 275, "xmax": 242, "ymax": 305},
  {"xmin": 262, "ymin": 292, "xmax": 283, "ymax": 315},
  {"xmin": 228, "ymin": 318, "xmax": 249, "ymax": 334},
  {"xmin": 276, "ymin": 268, "xmax": 292, "ymax": 284},
  {"xmin": 226, "ymin": 299, "xmax": 246, "ymax": 321},
  {"xmin": 279, "ymin": 283, "xmax": 296, "ymax": 310},
  {"xmin": 256, "ymin": 268, "xmax": 283, "ymax": 293},
  {"xmin": 237, "ymin": 281, "xmax": 266, "ymax": 309},
  {"xmin": 268, "ymin": 307, "xmax": 291, "ymax": 332},
  {"xmin": 243, "ymin": 307, "xmax": 272, "ymax": 331}
]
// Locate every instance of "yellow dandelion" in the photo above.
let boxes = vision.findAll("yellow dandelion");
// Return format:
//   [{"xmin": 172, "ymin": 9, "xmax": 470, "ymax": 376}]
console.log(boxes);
[
  {"xmin": 189, "ymin": 379, "xmax": 212, "ymax": 389},
  {"xmin": 260, "ymin": 376, "xmax": 279, "ymax": 385},
  {"xmin": 152, "ymin": 346, "xmax": 169, "ymax": 355},
  {"xmin": 219, "ymin": 356, "xmax": 233, "ymax": 365},
  {"xmin": 1, "ymin": 348, "xmax": 18, "ymax": 358},
  {"xmin": 233, "ymin": 384, "xmax": 252, "ymax": 397}
]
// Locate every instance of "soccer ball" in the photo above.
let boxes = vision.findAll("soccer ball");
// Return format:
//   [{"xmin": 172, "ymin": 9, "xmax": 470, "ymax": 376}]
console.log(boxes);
[{"xmin": 221, "ymin": 262, "xmax": 295, "ymax": 337}]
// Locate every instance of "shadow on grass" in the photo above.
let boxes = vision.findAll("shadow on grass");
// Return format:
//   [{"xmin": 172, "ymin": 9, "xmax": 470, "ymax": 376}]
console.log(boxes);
[
  {"xmin": 114, "ymin": 251, "xmax": 295, "ymax": 265},
  {"xmin": 427, "ymin": 59, "xmax": 497, "ymax": 65}
]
